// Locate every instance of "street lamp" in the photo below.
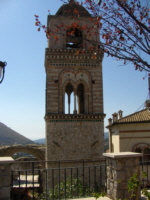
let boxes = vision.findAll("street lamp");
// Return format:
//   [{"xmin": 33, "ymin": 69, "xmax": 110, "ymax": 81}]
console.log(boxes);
[{"xmin": 0, "ymin": 61, "xmax": 7, "ymax": 84}]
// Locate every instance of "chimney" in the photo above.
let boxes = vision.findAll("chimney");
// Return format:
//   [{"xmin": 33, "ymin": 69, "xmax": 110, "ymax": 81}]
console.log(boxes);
[
  {"xmin": 118, "ymin": 110, "xmax": 123, "ymax": 119},
  {"xmin": 108, "ymin": 118, "xmax": 112, "ymax": 125},
  {"xmin": 112, "ymin": 112, "xmax": 118, "ymax": 122}
]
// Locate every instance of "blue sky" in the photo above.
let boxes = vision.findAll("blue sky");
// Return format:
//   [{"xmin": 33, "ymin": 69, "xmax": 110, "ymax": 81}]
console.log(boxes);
[{"xmin": 0, "ymin": 0, "xmax": 149, "ymax": 140}]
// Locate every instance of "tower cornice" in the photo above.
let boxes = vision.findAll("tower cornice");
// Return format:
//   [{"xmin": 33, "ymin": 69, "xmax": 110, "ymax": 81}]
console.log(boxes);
[
  {"xmin": 45, "ymin": 113, "xmax": 106, "ymax": 122},
  {"xmin": 45, "ymin": 48, "xmax": 104, "ymax": 69}
]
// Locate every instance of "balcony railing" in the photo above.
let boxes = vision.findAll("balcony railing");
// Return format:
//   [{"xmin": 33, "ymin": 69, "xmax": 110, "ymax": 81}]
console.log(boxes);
[{"xmin": 11, "ymin": 159, "xmax": 106, "ymax": 200}]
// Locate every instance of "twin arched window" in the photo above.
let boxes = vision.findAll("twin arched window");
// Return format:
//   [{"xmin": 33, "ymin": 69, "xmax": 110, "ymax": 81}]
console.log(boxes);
[{"xmin": 64, "ymin": 83, "xmax": 85, "ymax": 114}]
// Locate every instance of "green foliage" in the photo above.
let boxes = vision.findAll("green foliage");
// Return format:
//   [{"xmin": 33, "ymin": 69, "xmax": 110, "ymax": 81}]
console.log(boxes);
[
  {"xmin": 115, "ymin": 173, "xmax": 140, "ymax": 200},
  {"xmin": 92, "ymin": 191, "xmax": 106, "ymax": 200},
  {"xmin": 127, "ymin": 173, "xmax": 139, "ymax": 199},
  {"xmin": 35, "ymin": 176, "xmax": 105, "ymax": 200},
  {"xmin": 141, "ymin": 172, "xmax": 150, "ymax": 200},
  {"xmin": 49, "ymin": 176, "xmax": 91, "ymax": 199},
  {"xmin": 92, "ymin": 182, "xmax": 106, "ymax": 200},
  {"xmin": 126, "ymin": 173, "xmax": 140, "ymax": 200},
  {"xmin": 142, "ymin": 171, "xmax": 147, "ymax": 178},
  {"xmin": 142, "ymin": 188, "xmax": 150, "ymax": 200},
  {"xmin": 120, "ymin": 172, "xmax": 150, "ymax": 200}
]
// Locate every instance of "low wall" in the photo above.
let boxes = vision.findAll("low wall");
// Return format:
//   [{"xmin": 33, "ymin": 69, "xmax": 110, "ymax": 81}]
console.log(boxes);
[
  {"xmin": 0, "ymin": 157, "xmax": 14, "ymax": 200},
  {"xmin": 103, "ymin": 152, "xmax": 142, "ymax": 200}
]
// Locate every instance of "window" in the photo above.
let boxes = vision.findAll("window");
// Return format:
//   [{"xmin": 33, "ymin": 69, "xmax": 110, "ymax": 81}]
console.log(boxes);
[
  {"xmin": 134, "ymin": 146, "xmax": 150, "ymax": 165},
  {"xmin": 143, "ymin": 148, "xmax": 150, "ymax": 164},
  {"xmin": 77, "ymin": 83, "xmax": 84, "ymax": 114},
  {"xmin": 65, "ymin": 83, "xmax": 74, "ymax": 114}
]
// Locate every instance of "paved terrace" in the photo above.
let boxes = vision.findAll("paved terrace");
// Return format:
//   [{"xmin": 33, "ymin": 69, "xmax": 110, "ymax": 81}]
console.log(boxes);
[
  {"xmin": 74, "ymin": 196, "xmax": 147, "ymax": 200},
  {"xmin": 73, "ymin": 197, "xmax": 111, "ymax": 200}
]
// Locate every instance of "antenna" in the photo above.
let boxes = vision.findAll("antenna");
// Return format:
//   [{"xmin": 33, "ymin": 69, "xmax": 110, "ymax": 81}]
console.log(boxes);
[
  {"xmin": 145, "ymin": 73, "xmax": 150, "ymax": 110},
  {"xmin": 148, "ymin": 73, "xmax": 150, "ymax": 99}
]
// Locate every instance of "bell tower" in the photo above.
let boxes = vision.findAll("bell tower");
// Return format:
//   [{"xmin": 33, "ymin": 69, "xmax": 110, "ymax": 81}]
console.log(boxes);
[{"xmin": 45, "ymin": 0, "xmax": 105, "ymax": 161}]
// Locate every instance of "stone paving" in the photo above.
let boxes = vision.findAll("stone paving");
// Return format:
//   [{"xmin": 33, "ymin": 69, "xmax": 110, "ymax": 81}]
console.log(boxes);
[
  {"xmin": 71, "ymin": 193, "xmax": 148, "ymax": 200},
  {"xmin": 71, "ymin": 197, "xmax": 111, "ymax": 200}
]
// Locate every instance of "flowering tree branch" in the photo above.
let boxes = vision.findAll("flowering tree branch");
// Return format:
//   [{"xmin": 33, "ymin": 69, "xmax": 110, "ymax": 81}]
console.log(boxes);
[{"xmin": 35, "ymin": 0, "xmax": 150, "ymax": 72}]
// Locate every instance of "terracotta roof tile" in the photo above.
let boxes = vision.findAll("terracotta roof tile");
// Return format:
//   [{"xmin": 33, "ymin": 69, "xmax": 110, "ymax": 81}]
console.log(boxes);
[{"xmin": 108, "ymin": 109, "xmax": 150, "ymax": 127}]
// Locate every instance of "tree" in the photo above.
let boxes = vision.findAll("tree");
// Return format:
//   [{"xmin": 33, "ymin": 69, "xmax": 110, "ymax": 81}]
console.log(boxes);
[{"xmin": 35, "ymin": 0, "xmax": 150, "ymax": 72}]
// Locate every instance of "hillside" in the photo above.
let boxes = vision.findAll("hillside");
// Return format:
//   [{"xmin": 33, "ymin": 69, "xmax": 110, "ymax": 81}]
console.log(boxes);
[
  {"xmin": 34, "ymin": 138, "xmax": 45, "ymax": 144},
  {"xmin": 0, "ymin": 122, "xmax": 34, "ymax": 146}
]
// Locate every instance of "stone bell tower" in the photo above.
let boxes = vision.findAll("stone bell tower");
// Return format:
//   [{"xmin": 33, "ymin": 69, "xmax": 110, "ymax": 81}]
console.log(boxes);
[{"xmin": 44, "ymin": 0, "xmax": 105, "ymax": 161}]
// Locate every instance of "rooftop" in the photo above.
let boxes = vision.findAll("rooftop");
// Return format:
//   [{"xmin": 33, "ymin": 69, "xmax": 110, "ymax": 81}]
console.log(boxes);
[{"xmin": 107, "ymin": 108, "xmax": 150, "ymax": 127}]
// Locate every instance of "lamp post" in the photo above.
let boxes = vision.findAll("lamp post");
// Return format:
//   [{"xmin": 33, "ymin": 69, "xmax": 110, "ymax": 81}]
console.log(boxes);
[{"xmin": 0, "ymin": 61, "xmax": 7, "ymax": 84}]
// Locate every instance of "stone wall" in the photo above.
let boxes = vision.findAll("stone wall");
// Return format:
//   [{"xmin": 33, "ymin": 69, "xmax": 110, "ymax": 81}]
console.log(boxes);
[
  {"xmin": 46, "ymin": 118, "xmax": 104, "ymax": 161},
  {"xmin": 103, "ymin": 152, "xmax": 142, "ymax": 200},
  {"xmin": 0, "ymin": 157, "xmax": 14, "ymax": 200}
]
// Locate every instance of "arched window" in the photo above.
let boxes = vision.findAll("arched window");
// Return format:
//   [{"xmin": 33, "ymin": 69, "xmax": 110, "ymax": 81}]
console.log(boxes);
[
  {"xmin": 135, "ymin": 148, "xmax": 142, "ymax": 153},
  {"xmin": 143, "ymin": 148, "xmax": 150, "ymax": 164},
  {"xmin": 77, "ymin": 83, "xmax": 84, "ymax": 114},
  {"xmin": 134, "ymin": 146, "xmax": 150, "ymax": 165},
  {"xmin": 65, "ymin": 83, "xmax": 74, "ymax": 114},
  {"xmin": 66, "ymin": 28, "xmax": 83, "ymax": 48}
]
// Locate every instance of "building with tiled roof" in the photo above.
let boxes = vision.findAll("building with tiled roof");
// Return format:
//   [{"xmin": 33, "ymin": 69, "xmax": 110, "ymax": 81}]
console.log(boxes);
[
  {"xmin": 106, "ymin": 108, "xmax": 150, "ymax": 183},
  {"xmin": 107, "ymin": 109, "xmax": 150, "ymax": 126},
  {"xmin": 106, "ymin": 109, "xmax": 150, "ymax": 153}
]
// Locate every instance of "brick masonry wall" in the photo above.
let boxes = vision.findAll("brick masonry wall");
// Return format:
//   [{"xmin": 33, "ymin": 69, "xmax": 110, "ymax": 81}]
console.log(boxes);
[{"xmin": 45, "ymin": 49, "xmax": 104, "ymax": 114}]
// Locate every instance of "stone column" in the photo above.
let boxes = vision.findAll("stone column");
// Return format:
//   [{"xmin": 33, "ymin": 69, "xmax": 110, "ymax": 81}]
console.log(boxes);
[
  {"xmin": 74, "ymin": 91, "xmax": 77, "ymax": 114},
  {"xmin": 0, "ymin": 157, "xmax": 14, "ymax": 200},
  {"xmin": 103, "ymin": 152, "xmax": 142, "ymax": 200},
  {"xmin": 63, "ymin": 93, "xmax": 65, "ymax": 114},
  {"xmin": 84, "ymin": 93, "xmax": 89, "ymax": 114},
  {"xmin": 68, "ymin": 93, "xmax": 71, "ymax": 114}
]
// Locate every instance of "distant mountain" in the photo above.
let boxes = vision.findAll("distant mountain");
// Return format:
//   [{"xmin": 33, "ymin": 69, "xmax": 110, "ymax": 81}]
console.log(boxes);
[
  {"xmin": 104, "ymin": 137, "xmax": 109, "ymax": 152},
  {"xmin": 0, "ymin": 122, "xmax": 34, "ymax": 146},
  {"xmin": 34, "ymin": 138, "xmax": 46, "ymax": 144},
  {"xmin": 104, "ymin": 132, "xmax": 109, "ymax": 139}
]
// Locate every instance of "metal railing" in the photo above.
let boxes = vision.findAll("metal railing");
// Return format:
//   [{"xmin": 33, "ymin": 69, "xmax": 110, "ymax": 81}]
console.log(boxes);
[
  {"xmin": 140, "ymin": 161, "xmax": 150, "ymax": 188},
  {"xmin": 11, "ymin": 159, "xmax": 106, "ymax": 200}
]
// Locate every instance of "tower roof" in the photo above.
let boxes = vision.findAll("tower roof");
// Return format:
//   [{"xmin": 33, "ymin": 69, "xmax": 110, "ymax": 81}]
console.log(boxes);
[{"xmin": 55, "ymin": 0, "xmax": 91, "ymax": 17}]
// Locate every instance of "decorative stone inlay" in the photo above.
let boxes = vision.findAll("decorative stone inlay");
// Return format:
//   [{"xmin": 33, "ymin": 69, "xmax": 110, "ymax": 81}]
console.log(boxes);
[
  {"xmin": 45, "ymin": 48, "xmax": 103, "ymax": 66},
  {"xmin": 47, "ymin": 60, "xmax": 100, "ymax": 67},
  {"xmin": 45, "ymin": 113, "xmax": 105, "ymax": 122},
  {"xmin": 46, "ymin": 48, "xmax": 103, "ymax": 54}
]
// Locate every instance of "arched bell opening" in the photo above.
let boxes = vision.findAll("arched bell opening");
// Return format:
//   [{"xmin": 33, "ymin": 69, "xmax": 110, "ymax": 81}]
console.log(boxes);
[
  {"xmin": 77, "ymin": 83, "xmax": 84, "ymax": 114},
  {"xmin": 66, "ymin": 27, "xmax": 83, "ymax": 49}
]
